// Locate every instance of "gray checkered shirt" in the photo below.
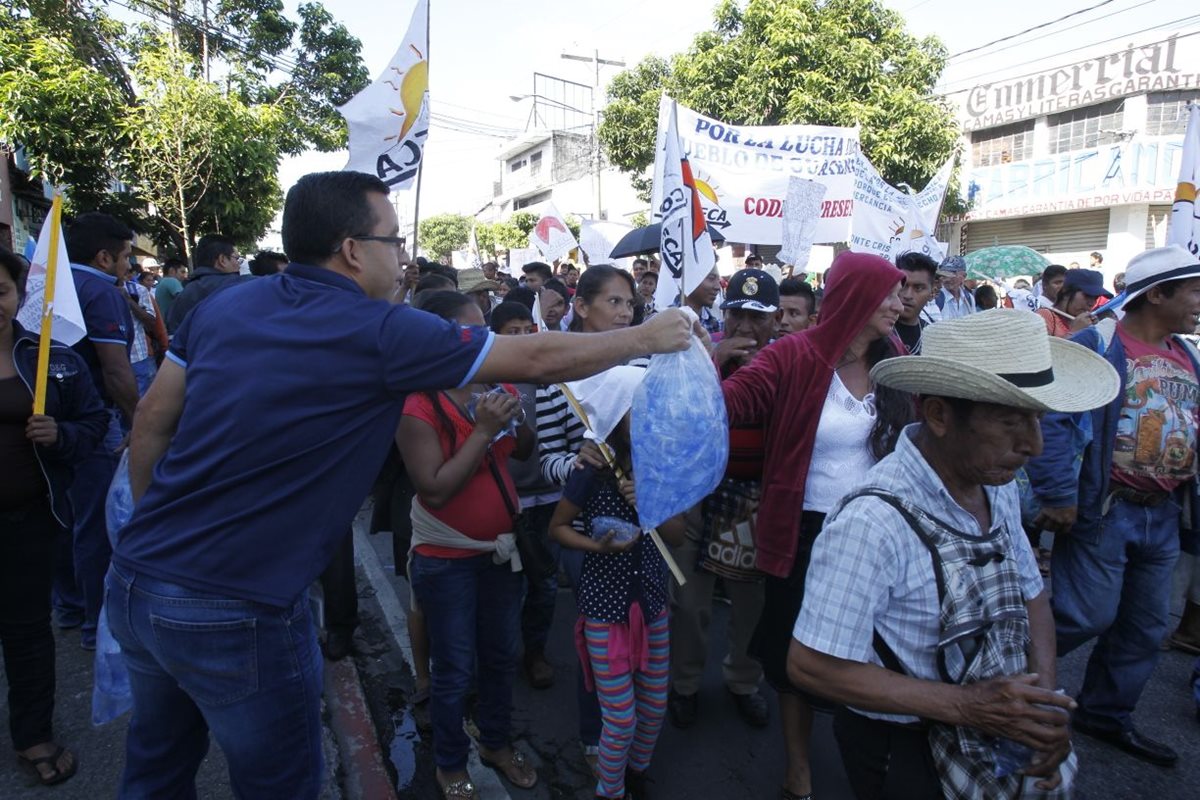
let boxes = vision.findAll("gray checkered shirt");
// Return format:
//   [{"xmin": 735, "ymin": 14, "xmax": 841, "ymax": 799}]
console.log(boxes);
[{"xmin": 793, "ymin": 424, "xmax": 1044, "ymax": 724}]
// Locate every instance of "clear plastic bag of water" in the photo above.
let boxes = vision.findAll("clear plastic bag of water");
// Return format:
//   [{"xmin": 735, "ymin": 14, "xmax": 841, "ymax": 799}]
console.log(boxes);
[
  {"xmin": 94, "ymin": 450, "xmax": 134, "ymax": 725},
  {"xmin": 590, "ymin": 515, "xmax": 641, "ymax": 545},
  {"xmin": 630, "ymin": 335, "xmax": 728, "ymax": 530}
]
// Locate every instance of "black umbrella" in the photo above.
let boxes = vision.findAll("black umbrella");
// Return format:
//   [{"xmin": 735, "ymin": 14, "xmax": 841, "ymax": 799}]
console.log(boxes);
[{"xmin": 608, "ymin": 221, "xmax": 726, "ymax": 259}]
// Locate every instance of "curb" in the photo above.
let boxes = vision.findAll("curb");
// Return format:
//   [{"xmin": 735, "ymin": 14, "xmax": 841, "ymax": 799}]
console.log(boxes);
[{"xmin": 324, "ymin": 648, "xmax": 399, "ymax": 800}]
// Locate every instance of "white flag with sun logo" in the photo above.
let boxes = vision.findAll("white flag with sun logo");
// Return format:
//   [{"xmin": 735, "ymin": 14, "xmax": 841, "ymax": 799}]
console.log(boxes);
[{"xmin": 338, "ymin": 0, "xmax": 429, "ymax": 191}]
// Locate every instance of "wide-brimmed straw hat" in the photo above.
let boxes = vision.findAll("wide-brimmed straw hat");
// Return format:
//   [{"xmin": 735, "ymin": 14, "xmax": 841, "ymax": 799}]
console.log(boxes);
[
  {"xmin": 871, "ymin": 309, "xmax": 1119, "ymax": 413},
  {"xmin": 458, "ymin": 267, "xmax": 501, "ymax": 294}
]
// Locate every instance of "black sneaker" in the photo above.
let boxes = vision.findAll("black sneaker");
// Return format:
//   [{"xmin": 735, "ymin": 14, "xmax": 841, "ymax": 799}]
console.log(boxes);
[
  {"xmin": 625, "ymin": 766, "xmax": 649, "ymax": 800},
  {"xmin": 667, "ymin": 689, "xmax": 698, "ymax": 729},
  {"xmin": 1072, "ymin": 715, "xmax": 1178, "ymax": 767}
]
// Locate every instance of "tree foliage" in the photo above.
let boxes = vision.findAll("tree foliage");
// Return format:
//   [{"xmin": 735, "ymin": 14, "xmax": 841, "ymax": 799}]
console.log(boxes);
[
  {"xmin": 0, "ymin": 16, "xmax": 128, "ymax": 211},
  {"xmin": 598, "ymin": 0, "xmax": 959, "ymax": 200},
  {"xmin": 418, "ymin": 213, "xmax": 473, "ymax": 263},
  {"xmin": 0, "ymin": 0, "xmax": 367, "ymax": 252},
  {"xmin": 476, "ymin": 220, "xmax": 526, "ymax": 259}
]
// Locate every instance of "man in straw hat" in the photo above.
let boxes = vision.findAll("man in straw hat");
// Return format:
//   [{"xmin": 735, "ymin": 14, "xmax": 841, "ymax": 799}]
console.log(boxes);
[
  {"xmin": 1024, "ymin": 244, "xmax": 1200, "ymax": 767},
  {"xmin": 789, "ymin": 309, "xmax": 1120, "ymax": 798}
]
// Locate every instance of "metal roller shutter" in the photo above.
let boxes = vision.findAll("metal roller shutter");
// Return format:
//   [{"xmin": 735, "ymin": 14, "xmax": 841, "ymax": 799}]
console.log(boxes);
[
  {"xmin": 1146, "ymin": 205, "xmax": 1172, "ymax": 249},
  {"xmin": 964, "ymin": 210, "xmax": 1110, "ymax": 253}
]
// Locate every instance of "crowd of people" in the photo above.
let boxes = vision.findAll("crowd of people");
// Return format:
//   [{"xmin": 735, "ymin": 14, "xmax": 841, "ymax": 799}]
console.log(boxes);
[{"xmin": 1, "ymin": 168, "xmax": 1198, "ymax": 800}]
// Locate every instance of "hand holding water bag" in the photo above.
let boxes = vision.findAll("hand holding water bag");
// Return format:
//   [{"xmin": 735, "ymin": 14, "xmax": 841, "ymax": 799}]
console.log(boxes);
[{"xmin": 630, "ymin": 335, "xmax": 728, "ymax": 530}]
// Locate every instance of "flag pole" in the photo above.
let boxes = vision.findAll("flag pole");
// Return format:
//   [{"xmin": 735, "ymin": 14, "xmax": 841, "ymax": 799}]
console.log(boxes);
[
  {"xmin": 409, "ymin": 0, "xmax": 431, "ymax": 257},
  {"xmin": 557, "ymin": 382, "xmax": 687, "ymax": 586},
  {"xmin": 32, "ymin": 194, "xmax": 64, "ymax": 415}
]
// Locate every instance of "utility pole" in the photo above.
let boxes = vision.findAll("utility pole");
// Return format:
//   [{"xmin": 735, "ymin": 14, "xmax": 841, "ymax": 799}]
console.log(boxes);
[{"xmin": 561, "ymin": 50, "xmax": 624, "ymax": 221}]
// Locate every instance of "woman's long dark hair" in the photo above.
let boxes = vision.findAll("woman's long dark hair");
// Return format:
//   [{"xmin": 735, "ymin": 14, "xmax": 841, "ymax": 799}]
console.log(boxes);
[
  {"xmin": 568, "ymin": 265, "xmax": 637, "ymax": 332},
  {"xmin": 868, "ymin": 337, "xmax": 915, "ymax": 461}
]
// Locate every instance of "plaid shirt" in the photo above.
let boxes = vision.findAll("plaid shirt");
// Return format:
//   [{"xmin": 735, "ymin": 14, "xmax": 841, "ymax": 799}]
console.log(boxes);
[
  {"xmin": 671, "ymin": 297, "xmax": 721, "ymax": 335},
  {"xmin": 793, "ymin": 424, "xmax": 1043, "ymax": 725}
]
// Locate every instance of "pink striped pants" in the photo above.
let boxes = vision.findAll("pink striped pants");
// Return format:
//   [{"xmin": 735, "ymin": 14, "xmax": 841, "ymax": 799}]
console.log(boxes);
[{"xmin": 583, "ymin": 610, "xmax": 670, "ymax": 799}]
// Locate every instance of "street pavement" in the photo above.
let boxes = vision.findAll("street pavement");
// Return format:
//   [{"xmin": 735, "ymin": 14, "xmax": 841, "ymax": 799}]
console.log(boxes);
[
  {"xmin": 3, "ymin": 520, "xmax": 1195, "ymax": 799},
  {"xmin": 354, "ymin": 521, "xmax": 1200, "ymax": 800}
]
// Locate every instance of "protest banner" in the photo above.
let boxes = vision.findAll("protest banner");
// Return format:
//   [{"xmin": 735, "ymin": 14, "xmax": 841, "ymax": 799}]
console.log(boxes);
[
  {"xmin": 528, "ymin": 203, "xmax": 578, "ymax": 262},
  {"xmin": 650, "ymin": 95, "xmax": 859, "ymax": 245},
  {"xmin": 579, "ymin": 219, "xmax": 634, "ymax": 269},
  {"xmin": 848, "ymin": 153, "xmax": 954, "ymax": 259},
  {"xmin": 1168, "ymin": 103, "xmax": 1199, "ymax": 258},
  {"xmin": 337, "ymin": 0, "xmax": 428, "ymax": 191},
  {"xmin": 654, "ymin": 98, "xmax": 716, "ymax": 311}
]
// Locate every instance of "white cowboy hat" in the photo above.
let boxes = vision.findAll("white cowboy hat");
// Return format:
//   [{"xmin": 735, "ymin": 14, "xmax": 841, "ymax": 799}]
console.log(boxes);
[
  {"xmin": 1120, "ymin": 245, "xmax": 1200, "ymax": 305},
  {"xmin": 871, "ymin": 309, "xmax": 1119, "ymax": 413}
]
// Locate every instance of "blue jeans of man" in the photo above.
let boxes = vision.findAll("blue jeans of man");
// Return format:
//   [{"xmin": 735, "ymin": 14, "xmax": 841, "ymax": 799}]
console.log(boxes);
[
  {"xmin": 520, "ymin": 502, "xmax": 561, "ymax": 653},
  {"xmin": 56, "ymin": 409, "xmax": 122, "ymax": 644},
  {"xmin": 105, "ymin": 564, "xmax": 324, "ymax": 799},
  {"xmin": 410, "ymin": 552, "xmax": 522, "ymax": 771},
  {"xmin": 1052, "ymin": 496, "xmax": 1181, "ymax": 731}
]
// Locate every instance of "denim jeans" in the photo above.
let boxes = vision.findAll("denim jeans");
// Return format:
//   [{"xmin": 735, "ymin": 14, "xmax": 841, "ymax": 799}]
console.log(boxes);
[
  {"xmin": 410, "ymin": 552, "xmax": 523, "ymax": 771},
  {"xmin": 1052, "ymin": 496, "xmax": 1181, "ymax": 731},
  {"xmin": 105, "ymin": 564, "xmax": 324, "ymax": 799},
  {"xmin": 57, "ymin": 409, "xmax": 122, "ymax": 645},
  {"xmin": 520, "ymin": 502, "xmax": 561, "ymax": 652},
  {"xmin": 131, "ymin": 357, "xmax": 157, "ymax": 397}
]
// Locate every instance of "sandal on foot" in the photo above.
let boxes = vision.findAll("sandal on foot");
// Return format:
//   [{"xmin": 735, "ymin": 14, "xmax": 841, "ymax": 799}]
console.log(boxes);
[
  {"xmin": 781, "ymin": 789, "xmax": 813, "ymax": 800},
  {"xmin": 480, "ymin": 747, "xmax": 538, "ymax": 789},
  {"xmin": 438, "ymin": 777, "xmax": 477, "ymax": 799},
  {"xmin": 16, "ymin": 745, "xmax": 78, "ymax": 786}
]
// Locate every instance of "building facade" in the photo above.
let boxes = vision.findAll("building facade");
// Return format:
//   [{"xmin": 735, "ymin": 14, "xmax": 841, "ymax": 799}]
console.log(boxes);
[
  {"xmin": 943, "ymin": 32, "xmax": 1200, "ymax": 279},
  {"xmin": 477, "ymin": 129, "xmax": 643, "ymax": 226}
]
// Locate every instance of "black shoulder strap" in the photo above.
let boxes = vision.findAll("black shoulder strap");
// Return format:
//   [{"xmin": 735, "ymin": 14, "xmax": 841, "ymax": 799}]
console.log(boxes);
[{"xmin": 838, "ymin": 489, "xmax": 949, "ymax": 679}]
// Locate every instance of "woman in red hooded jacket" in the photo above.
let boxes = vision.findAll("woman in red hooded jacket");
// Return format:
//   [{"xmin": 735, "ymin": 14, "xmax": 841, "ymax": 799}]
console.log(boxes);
[{"xmin": 722, "ymin": 252, "xmax": 911, "ymax": 800}]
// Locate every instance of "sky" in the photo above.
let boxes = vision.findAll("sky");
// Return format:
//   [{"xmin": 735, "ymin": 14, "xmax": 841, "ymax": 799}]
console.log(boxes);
[{"xmin": 216, "ymin": 0, "xmax": 1200, "ymax": 243}]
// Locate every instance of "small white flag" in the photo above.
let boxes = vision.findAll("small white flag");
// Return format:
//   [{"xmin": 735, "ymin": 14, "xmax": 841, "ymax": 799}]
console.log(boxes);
[
  {"xmin": 337, "ymin": 0, "xmax": 429, "ymax": 191},
  {"xmin": 1168, "ymin": 103, "xmax": 1199, "ymax": 259},
  {"xmin": 529, "ymin": 203, "xmax": 578, "ymax": 262},
  {"xmin": 468, "ymin": 225, "xmax": 483, "ymax": 269},
  {"xmin": 654, "ymin": 96, "xmax": 715, "ymax": 312},
  {"xmin": 16, "ymin": 196, "xmax": 86, "ymax": 345},
  {"xmin": 778, "ymin": 178, "xmax": 826, "ymax": 271}
]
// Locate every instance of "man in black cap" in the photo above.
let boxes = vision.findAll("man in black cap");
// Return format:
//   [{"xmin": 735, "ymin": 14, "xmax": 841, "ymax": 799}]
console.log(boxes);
[{"xmin": 669, "ymin": 269, "xmax": 779, "ymax": 731}]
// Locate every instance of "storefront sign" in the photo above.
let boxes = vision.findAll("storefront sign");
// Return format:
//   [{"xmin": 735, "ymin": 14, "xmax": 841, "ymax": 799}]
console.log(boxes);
[
  {"xmin": 951, "ymin": 34, "xmax": 1200, "ymax": 132},
  {"xmin": 961, "ymin": 136, "xmax": 1184, "ymax": 220}
]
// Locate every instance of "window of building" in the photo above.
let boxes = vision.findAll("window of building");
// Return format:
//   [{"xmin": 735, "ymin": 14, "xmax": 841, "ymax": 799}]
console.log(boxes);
[
  {"xmin": 509, "ymin": 158, "xmax": 527, "ymax": 173},
  {"xmin": 1146, "ymin": 90, "xmax": 1200, "ymax": 136},
  {"xmin": 970, "ymin": 121, "xmax": 1035, "ymax": 167},
  {"xmin": 513, "ymin": 190, "xmax": 551, "ymax": 210},
  {"xmin": 1046, "ymin": 100, "xmax": 1125, "ymax": 154},
  {"xmin": 529, "ymin": 150, "xmax": 542, "ymax": 177}
]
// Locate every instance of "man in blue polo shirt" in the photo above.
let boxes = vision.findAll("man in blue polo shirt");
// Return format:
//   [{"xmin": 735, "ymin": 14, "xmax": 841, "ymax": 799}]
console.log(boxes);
[
  {"xmin": 53, "ymin": 212, "xmax": 137, "ymax": 649},
  {"xmin": 106, "ymin": 170, "xmax": 694, "ymax": 798}
]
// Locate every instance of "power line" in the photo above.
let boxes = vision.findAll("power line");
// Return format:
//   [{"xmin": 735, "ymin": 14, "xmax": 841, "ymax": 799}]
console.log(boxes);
[
  {"xmin": 948, "ymin": 0, "xmax": 1160, "ymax": 67},
  {"xmin": 949, "ymin": 0, "xmax": 1120, "ymax": 60}
]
